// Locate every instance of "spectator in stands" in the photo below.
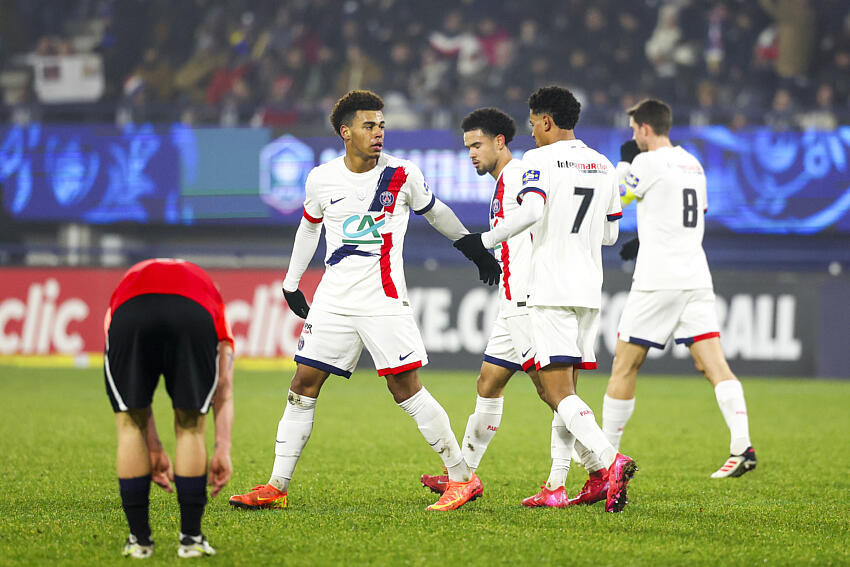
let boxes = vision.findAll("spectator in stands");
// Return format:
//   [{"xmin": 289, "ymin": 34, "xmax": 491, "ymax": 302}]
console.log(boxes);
[
  {"xmin": 797, "ymin": 83, "xmax": 839, "ymax": 131},
  {"xmin": 764, "ymin": 88, "xmax": 797, "ymax": 130}
]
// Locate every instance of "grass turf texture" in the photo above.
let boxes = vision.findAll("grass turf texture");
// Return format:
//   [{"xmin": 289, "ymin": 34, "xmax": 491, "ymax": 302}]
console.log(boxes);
[{"xmin": 1, "ymin": 367, "xmax": 848, "ymax": 566}]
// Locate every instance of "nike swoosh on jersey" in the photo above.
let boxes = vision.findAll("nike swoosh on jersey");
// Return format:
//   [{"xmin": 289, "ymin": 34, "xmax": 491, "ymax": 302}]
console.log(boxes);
[
  {"xmin": 330, "ymin": 197, "xmax": 345, "ymax": 204},
  {"xmin": 521, "ymin": 348, "xmax": 532, "ymax": 357},
  {"xmin": 399, "ymin": 351, "xmax": 414, "ymax": 361}
]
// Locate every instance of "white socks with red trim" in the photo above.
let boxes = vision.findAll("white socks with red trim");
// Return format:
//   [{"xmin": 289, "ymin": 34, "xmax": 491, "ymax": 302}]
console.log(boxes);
[
  {"xmin": 601, "ymin": 395, "xmax": 636, "ymax": 450},
  {"xmin": 557, "ymin": 395, "xmax": 617, "ymax": 469},
  {"xmin": 461, "ymin": 395, "xmax": 503, "ymax": 471},
  {"xmin": 269, "ymin": 390, "xmax": 316, "ymax": 492},
  {"xmin": 714, "ymin": 380, "xmax": 752, "ymax": 455},
  {"xmin": 546, "ymin": 412, "xmax": 576, "ymax": 490},
  {"xmin": 399, "ymin": 387, "xmax": 471, "ymax": 482}
]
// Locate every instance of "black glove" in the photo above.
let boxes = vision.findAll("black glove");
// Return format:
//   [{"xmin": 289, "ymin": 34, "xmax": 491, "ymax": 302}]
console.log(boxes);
[
  {"xmin": 620, "ymin": 140, "xmax": 641, "ymax": 164},
  {"xmin": 453, "ymin": 233, "xmax": 487, "ymax": 261},
  {"xmin": 619, "ymin": 237, "xmax": 639, "ymax": 261},
  {"xmin": 472, "ymin": 252, "xmax": 502, "ymax": 286},
  {"xmin": 454, "ymin": 233, "xmax": 502, "ymax": 286},
  {"xmin": 283, "ymin": 288, "xmax": 310, "ymax": 319}
]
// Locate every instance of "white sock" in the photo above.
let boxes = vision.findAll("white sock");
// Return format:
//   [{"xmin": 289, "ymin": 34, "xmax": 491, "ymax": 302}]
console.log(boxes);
[
  {"xmin": 399, "ymin": 388, "xmax": 471, "ymax": 482},
  {"xmin": 461, "ymin": 395, "xmax": 503, "ymax": 471},
  {"xmin": 574, "ymin": 439, "xmax": 605, "ymax": 474},
  {"xmin": 602, "ymin": 395, "xmax": 635, "ymax": 450},
  {"xmin": 546, "ymin": 412, "xmax": 575, "ymax": 490},
  {"xmin": 269, "ymin": 390, "xmax": 316, "ymax": 491},
  {"xmin": 557, "ymin": 395, "xmax": 617, "ymax": 469},
  {"xmin": 714, "ymin": 380, "xmax": 751, "ymax": 455}
]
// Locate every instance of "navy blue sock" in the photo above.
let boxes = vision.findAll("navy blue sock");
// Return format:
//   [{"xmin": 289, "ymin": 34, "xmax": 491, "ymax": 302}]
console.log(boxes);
[
  {"xmin": 119, "ymin": 475, "xmax": 152, "ymax": 545},
  {"xmin": 174, "ymin": 475, "xmax": 207, "ymax": 537}
]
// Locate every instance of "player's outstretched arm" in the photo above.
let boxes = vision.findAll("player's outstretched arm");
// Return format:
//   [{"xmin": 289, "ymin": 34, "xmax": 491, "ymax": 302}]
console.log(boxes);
[
  {"xmin": 422, "ymin": 197, "xmax": 468, "ymax": 241},
  {"xmin": 423, "ymin": 198, "xmax": 501, "ymax": 285},
  {"xmin": 209, "ymin": 340, "xmax": 234, "ymax": 497},
  {"xmin": 144, "ymin": 408, "xmax": 174, "ymax": 492},
  {"xmin": 479, "ymin": 192, "xmax": 545, "ymax": 249},
  {"xmin": 281, "ymin": 216, "xmax": 321, "ymax": 318}
]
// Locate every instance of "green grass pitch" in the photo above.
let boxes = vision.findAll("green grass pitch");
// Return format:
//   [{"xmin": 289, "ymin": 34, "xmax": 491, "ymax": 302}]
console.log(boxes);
[{"xmin": 1, "ymin": 365, "xmax": 849, "ymax": 566}]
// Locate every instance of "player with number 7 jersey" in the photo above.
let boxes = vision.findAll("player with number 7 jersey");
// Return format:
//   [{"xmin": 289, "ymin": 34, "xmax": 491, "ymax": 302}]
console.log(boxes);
[{"xmin": 522, "ymin": 137, "xmax": 622, "ymax": 312}]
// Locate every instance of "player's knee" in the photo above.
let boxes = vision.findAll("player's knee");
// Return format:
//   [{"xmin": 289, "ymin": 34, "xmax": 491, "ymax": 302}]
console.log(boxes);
[{"xmin": 475, "ymin": 374, "xmax": 503, "ymax": 398}]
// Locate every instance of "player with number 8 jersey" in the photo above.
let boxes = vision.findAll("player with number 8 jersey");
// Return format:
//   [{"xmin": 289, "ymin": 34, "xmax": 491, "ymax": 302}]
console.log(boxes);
[{"xmin": 598, "ymin": 98, "xmax": 756, "ymax": 481}]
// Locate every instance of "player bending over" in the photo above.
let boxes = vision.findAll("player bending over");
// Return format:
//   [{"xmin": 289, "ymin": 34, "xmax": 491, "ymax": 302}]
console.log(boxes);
[
  {"xmin": 106, "ymin": 259, "xmax": 234, "ymax": 558},
  {"xmin": 598, "ymin": 98, "xmax": 756, "ymax": 480},
  {"xmin": 229, "ymin": 90, "xmax": 502, "ymax": 513}
]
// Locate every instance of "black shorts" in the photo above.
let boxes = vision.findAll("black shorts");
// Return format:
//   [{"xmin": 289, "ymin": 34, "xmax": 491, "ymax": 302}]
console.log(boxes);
[{"xmin": 105, "ymin": 294, "xmax": 219, "ymax": 413}]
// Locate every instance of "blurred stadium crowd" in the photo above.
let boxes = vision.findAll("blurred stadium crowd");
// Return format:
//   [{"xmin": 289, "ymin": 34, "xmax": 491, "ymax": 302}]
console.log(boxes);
[{"xmin": 1, "ymin": 0, "xmax": 849, "ymax": 132}]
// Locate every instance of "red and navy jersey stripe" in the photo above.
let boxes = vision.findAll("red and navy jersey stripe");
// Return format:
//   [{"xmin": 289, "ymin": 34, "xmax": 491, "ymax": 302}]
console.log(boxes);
[
  {"xmin": 367, "ymin": 166, "xmax": 408, "ymax": 298},
  {"xmin": 369, "ymin": 166, "xmax": 407, "ymax": 213},
  {"xmin": 491, "ymin": 175, "xmax": 512, "ymax": 300}
]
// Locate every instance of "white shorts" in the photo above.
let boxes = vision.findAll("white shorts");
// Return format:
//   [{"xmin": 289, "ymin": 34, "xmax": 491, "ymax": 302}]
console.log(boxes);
[
  {"xmin": 618, "ymin": 289, "xmax": 720, "ymax": 349},
  {"xmin": 483, "ymin": 312, "xmax": 536, "ymax": 372},
  {"xmin": 529, "ymin": 306, "xmax": 599, "ymax": 370},
  {"xmin": 295, "ymin": 309, "xmax": 428, "ymax": 377}
]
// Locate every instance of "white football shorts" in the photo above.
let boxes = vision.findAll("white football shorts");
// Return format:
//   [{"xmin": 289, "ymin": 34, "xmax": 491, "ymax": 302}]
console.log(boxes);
[
  {"xmin": 483, "ymin": 311, "xmax": 536, "ymax": 372},
  {"xmin": 294, "ymin": 309, "xmax": 428, "ymax": 377},
  {"xmin": 529, "ymin": 306, "xmax": 599, "ymax": 370},
  {"xmin": 617, "ymin": 288, "xmax": 720, "ymax": 349}
]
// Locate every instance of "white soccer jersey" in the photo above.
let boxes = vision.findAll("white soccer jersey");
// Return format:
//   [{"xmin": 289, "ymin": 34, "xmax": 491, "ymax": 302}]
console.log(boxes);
[
  {"xmin": 301, "ymin": 153, "xmax": 436, "ymax": 315},
  {"xmin": 622, "ymin": 146, "xmax": 713, "ymax": 291},
  {"xmin": 523, "ymin": 139, "xmax": 621, "ymax": 308},
  {"xmin": 489, "ymin": 158, "xmax": 539, "ymax": 317}
]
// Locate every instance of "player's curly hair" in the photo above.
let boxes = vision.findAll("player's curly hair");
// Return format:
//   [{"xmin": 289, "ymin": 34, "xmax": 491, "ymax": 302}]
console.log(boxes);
[
  {"xmin": 528, "ymin": 86, "xmax": 581, "ymax": 130},
  {"xmin": 461, "ymin": 107, "xmax": 516, "ymax": 144},
  {"xmin": 627, "ymin": 98, "xmax": 672, "ymax": 136},
  {"xmin": 330, "ymin": 90, "xmax": 384, "ymax": 138}
]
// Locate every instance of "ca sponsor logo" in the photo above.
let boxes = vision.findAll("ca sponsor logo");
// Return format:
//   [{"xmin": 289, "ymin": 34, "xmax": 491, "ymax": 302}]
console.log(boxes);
[{"xmin": 342, "ymin": 213, "xmax": 386, "ymax": 244}]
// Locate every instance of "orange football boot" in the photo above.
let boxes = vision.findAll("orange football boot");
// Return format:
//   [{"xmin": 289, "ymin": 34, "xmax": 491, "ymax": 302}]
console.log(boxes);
[
  {"xmin": 426, "ymin": 473, "xmax": 483, "ymax": 511},
  {"xmin": 229, "ymin": 484, "xmax": 288, "ymax": 509}
]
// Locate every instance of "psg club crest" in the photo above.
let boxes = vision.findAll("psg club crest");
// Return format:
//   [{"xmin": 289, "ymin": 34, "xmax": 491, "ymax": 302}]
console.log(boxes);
[
  {"xmin": 379, "ymin": 190, "xmax": 395, "ymax": 207},
  {"xmin": 491, "ymin": 199, "xmax": 501, "ymax": 215}
]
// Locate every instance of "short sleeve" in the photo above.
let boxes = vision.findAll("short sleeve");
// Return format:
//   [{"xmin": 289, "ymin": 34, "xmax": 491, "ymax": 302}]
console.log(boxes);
[
  {"xmin": 606, "ymin": 168, "xmax": 622, "ymax": 221},
  {"xmin": 302, "ymin": 169, "xmax": 323, "ymax": 223},
  {"xmin": 406, "ymin": 163, "xmax": 436, "ymax": 215},
  {"xmin": 624, "ymin": 153, "xmax": 658, "ymax": 199},
  {"xmin": 516, "ymin": 152, "xmax": 548, "ymax": 203}
]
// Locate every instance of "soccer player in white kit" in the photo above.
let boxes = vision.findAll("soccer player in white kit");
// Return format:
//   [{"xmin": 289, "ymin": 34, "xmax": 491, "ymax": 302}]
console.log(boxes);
[
  {"xmin": 421, "ymin": 107, "xmax": 574, "ymax": 505},
  {"xmin": 229, "ymin": 90, "xmax": 502, "ymax": 512},
  {"xmin": 599, "ymin": 98, "xmax": 756, "ymax": 478}
]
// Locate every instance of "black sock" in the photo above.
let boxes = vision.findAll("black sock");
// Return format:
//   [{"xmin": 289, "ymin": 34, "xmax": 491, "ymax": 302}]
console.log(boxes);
[
  {"xmin": 118, "ymin": 475, "xmax": 152, "ymax": 545},
  {"xmin": 175, "ymin": 475, "xmax": 207, "ymax": 538}
]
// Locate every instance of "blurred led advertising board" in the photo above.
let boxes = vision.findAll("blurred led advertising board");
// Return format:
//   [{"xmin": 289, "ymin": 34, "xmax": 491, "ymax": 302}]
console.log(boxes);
[{"xmin": 2, "ymin": 124, "xmax": 850, "ymax": 233}]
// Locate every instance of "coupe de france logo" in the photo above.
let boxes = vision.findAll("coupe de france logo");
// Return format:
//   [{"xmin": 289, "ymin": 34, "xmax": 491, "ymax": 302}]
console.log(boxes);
[
  {"xmin": 379, "ymin": 190, "xmax": 395, "ymax": 207},
  {"xmin": 260, "ymin": 135, "xmax": 315, "ymax": 215},
  {"xmin": 522, "ymin": 169, "xmax": 540, "ymax": 185}
]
